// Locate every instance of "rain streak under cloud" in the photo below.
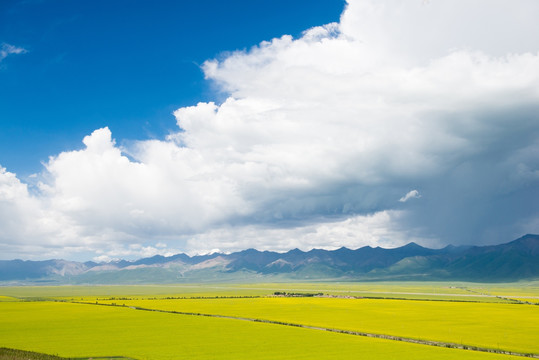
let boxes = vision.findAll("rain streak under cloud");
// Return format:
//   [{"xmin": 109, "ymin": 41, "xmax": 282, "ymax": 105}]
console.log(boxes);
[{"xmin": 1, "ymin": 0, "xmax": 538, "ymax": 261}]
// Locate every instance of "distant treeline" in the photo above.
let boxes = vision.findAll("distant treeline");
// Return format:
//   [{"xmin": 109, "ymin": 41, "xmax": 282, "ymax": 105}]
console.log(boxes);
[
  {"xmin": 273, "ymin": 291, "xmax": 324, "ymax": 297},
  {"xmin": 94, "ymin": 295, "xmax": 261, "ymax": 301}
]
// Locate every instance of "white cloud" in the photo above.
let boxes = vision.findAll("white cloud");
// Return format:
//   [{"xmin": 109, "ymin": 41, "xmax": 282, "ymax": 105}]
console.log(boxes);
[
  {"xmin": 1, "ymin": 0, "xmax": 539, "ymax": 260},
  {"xmin": 91, "ymin": 243, "xmax": 179, "ymax": 263},
  {"xmin": 92, "ymin": 255, "xmax": 116, "ymax": 263},
  {"xmin": 184, "ymin": 210, "xmax": 432, "ymax": 255},
  {"xmin": 0, "ymin": 43, "xmax": 27, "ymax": 63},
  {"xmin": 41, "ymin": 127, "xmax": 250, "ymax": 238},
  {"xmin": 399, "ymin": 190, "xmax": 421, "ymax": 203},
  {"xmin": 340, "ymin": 0, "xmax": 539, "ymax": 64}
]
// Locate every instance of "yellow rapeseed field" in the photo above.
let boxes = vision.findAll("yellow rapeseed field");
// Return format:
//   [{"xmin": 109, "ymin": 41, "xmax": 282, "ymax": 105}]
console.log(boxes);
[
  {"xmin": 94, "ymin": 296, "xmax": 539, "ymax": 354},
  {"xmin": 1, "ymin": 300, "xmax": 529, "ymax": 360},
  {"xmin": 1, "ymin": 283, "xmax": 537, "ymax": 359}
]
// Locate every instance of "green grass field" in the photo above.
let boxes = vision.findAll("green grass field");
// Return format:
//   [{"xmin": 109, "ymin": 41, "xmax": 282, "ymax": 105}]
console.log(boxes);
[
  {"xmin": 0, "ymin": 282, "xmax": 537, "ymax": 359},
  {"xmin": 2, "ymin": 281, "xmax": 535, "ymax": 301}
]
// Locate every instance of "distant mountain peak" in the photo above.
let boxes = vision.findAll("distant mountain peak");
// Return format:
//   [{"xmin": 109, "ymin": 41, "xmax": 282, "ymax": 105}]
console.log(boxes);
[
  {"xmin": 402, "ymin": 242, "xmax": 423, "ymax": 248},
  {"xmin": 511, "ymin": 234, "xmax": 539, "ymax": 243}
]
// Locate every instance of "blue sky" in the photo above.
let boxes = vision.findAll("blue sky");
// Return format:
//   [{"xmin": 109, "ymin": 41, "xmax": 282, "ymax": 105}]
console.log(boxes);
[
  {"xmin": 1, "ymin": 0, "xmax": 538, "ymax": 261},
  {"xmin": 0, "ymin": 0, "xmax": 344, "ymax": 177}
]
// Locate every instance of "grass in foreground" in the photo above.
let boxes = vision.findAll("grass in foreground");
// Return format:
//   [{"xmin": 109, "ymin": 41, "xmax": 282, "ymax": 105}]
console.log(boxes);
[
  {"xmin": 0, "ymin": 347, "xmax": 65, "ymax": 360},
  {"xmin": 0, "ymin": 347, "xmax": 134, "ymax": 360}
]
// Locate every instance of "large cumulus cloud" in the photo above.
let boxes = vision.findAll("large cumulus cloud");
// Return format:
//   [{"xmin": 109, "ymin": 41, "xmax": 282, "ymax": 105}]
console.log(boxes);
[
  {"xmin": 175, "ymin": 0, "xmax": 539, "ymax": 245},
  {"xmin": 1, "ymin": 0, "xmax": 538, "ymax": 260}
]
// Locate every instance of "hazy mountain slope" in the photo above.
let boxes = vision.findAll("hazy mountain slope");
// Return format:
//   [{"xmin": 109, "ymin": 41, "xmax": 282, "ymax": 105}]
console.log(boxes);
[
  {"xmin": 445, "ymin": 234, "xmax": 539, "ymax": 280},
  {"xmin": 1, "ymin": 234, "xmax": 537, "ymax": 283}
]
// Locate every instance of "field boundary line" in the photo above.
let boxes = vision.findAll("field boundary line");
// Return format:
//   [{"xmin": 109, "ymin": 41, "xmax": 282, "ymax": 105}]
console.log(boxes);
[{"xmin": 73, "ymin": 301, "xmax": 539, "ymax": 358}]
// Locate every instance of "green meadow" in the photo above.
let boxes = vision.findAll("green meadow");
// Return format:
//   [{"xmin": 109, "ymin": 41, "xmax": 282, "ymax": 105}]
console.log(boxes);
[{"xmin": 0, "ymin": 282, "xmax": 537, "ymax": 360}]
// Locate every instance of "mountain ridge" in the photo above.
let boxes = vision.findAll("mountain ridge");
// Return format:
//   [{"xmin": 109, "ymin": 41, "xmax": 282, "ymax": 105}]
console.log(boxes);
[{"xmin": 1, "ymin": 234, "xmax": 537, "ymax": 284}]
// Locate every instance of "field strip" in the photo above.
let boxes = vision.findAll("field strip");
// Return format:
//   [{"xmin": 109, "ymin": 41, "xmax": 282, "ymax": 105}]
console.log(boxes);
[
  {"xmin": 143, "ymin": 284, "xmax": 499, "ymax": 298},
  {"xmin": 70, "ymin": 355, "xmax": 138, "ymax": 359},
  {"xmin": 502, "ymin": 296, "xmax": 539, "ymax": 299},
  {"xmin": 122, "ymin": 284, "xmax": 539, "ymax": 299},
  {"xmin": 461, "ymin": 288, "xmax": 538, "ymax": 304},
  {"xmin": 75, "ymin": 301, "xmax": 538, "ymax": 358}
]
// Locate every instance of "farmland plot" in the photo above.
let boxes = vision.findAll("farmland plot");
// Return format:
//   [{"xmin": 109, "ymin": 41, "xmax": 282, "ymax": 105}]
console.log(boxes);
[{"xmin": 0, "ymin": 283, "xmax": 537, "ymax": 359}]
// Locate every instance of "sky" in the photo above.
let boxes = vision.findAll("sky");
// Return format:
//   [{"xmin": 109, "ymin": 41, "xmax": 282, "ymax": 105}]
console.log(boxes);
[{"xmin": 1, "ymin": 0, "xmax": 538, "ymax": 262}]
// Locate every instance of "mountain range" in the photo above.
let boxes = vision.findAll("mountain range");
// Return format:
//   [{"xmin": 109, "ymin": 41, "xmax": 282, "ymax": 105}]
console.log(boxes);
[{"xmin": 1, "ymin": 234, "xmax": 538, "ymax": 284}]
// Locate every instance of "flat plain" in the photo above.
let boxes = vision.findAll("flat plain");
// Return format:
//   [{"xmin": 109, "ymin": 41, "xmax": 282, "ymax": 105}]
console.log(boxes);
[{"xmin": 0, "ymin": 282, "xmax": 537, "ymax": 359}]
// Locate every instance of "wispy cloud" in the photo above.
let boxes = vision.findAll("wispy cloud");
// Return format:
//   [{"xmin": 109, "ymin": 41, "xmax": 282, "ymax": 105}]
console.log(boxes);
[
  {"xmin": 0, "ymin": 43, "xmax": 27, "ymax": 63},
  {"xmin": 399, "ymin": 190, "xmax": 421, "ymax": 203}
]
